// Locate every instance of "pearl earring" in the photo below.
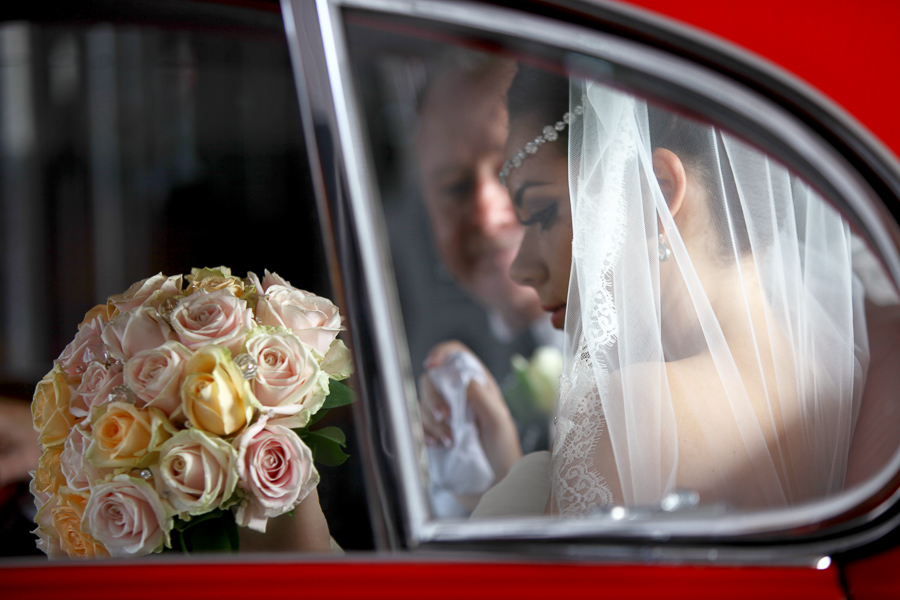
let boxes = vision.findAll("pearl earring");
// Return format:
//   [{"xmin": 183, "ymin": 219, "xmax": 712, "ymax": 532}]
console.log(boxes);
[{"xmin": 658, "ymin": 234, "xmax": 671, "ymax": 262}]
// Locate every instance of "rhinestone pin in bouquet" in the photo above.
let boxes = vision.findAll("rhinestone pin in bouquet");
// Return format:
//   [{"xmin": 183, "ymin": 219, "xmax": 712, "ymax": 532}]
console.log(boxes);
[{"xmin": 30, "ymin": 267, "xmax": 354, "ymax": 558}]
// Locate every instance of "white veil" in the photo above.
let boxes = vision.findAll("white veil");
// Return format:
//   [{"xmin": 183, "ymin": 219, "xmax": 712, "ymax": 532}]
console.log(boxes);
[{"xmin": 550, "ymin": 80, "xmax": 869, "ymax": 515}]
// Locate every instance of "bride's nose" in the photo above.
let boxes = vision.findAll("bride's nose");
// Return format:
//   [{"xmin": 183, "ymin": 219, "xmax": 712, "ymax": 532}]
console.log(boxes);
[{"xmin": 509, "ymin": 230, "xmax": 545, "ymax": 290}]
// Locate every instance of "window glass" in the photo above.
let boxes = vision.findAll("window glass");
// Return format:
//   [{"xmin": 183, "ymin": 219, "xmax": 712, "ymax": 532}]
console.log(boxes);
[
  {"xmin": 342, "ymin": 8, "xmax": 900, "ymax": 536},
  {"xmin": 0, "ymin": 10, "xmax": 372, "ymax": 557}
]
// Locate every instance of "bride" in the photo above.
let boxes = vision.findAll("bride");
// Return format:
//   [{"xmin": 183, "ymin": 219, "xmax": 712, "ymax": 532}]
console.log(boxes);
[{"xmin": 423, "ymin": 65, "xmax": 869, "ymax": 517}]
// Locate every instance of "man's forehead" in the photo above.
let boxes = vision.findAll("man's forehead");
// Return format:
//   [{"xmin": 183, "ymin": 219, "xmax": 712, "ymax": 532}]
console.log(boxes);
[{"xmin": 419, "ymin": 78, "xmax": 508, "ymax": 167}]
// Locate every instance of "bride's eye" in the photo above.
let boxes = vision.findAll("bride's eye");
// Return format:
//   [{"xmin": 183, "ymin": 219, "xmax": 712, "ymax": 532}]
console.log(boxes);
[{"xmin": 518, "ymin": 203, "xmax": 559, "ymax": 231}]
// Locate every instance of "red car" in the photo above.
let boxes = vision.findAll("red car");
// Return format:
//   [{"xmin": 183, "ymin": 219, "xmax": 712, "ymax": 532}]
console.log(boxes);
[{"xmin": 2, "ymin": 0, "xmax": 899, "ymax": 597}]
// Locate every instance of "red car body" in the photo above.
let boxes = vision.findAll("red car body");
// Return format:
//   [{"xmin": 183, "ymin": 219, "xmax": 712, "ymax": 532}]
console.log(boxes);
[{"xmin": 2, "ymin": 1, "xmax": 899, "ymax": 598}]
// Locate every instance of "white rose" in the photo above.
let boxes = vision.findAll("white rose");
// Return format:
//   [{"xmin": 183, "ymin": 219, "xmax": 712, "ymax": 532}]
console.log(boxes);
[
  {"xmin": 170, "ymin": 289, "xmax": 253, "ymax": 355},
  {"xmin": 244, "ymin": 328, "xmax": 329, "ymax": 428},
  {"xmin": 83, "ymin": 474, "xmax": 173, "ymax": 557},
  {"xmin": 255, "ymin": 286, "xmax": 342, "ymax": 355},
  {"xmin": 158, "ymin": 429, "xmax": 239, "ymax": 517},
  {"xmin": 124, "ymin": 341, "xmax": 193, "ymax": 419}
]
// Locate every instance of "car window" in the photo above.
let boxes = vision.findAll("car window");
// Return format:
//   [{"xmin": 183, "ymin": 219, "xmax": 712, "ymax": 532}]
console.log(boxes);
[
  {"xmin": 0, "ymin": 5, "xmax": 374, "ymax": 557},
  {"xmin": 322, "ymin": 1, "xmax": 900, "ymax": 551}
]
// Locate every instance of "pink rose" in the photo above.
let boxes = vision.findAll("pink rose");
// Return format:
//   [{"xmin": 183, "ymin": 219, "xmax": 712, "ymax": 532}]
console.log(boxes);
[
  {"xmin": 61, "ymin": 426, "xmax": 110, "ymax": 493},
  {"xmin": 247, "ymin": 269, "xmax": 291, "ymax": 293},
  {"xmin": 124, "ymin": 341, "xmax": 193, "ymax": 419},
  {"xmin": 70, "ymin": 362, "xmax": 124, "ymax": 419},
  {"xmin": 107, "ymin": 273, "xmax": 183, "ymax": 316},
  {"xmin": 56, "ymin": 317, "xmax": 106, "ymax": 384},
  {"xmin": 170, "ymin": 289, "xmax": 253, "ymax": 355},
  {"xmin": 256, "ymin": 286, "xmax": 342, "ymax": 355},
  {"xmin": 83, "ymin": 474, "xmax": 173, "ymax": 557},
  {"xmin": 244, "ymin": 329, "xmax": 329, "ymax": 427},
  {"xmin": 102, "ymin": 305, "xmax": 173, "ymax": 362},
  {"xmin": 233, "ymin": 419, "xmax": 318, "ymax": 532}
]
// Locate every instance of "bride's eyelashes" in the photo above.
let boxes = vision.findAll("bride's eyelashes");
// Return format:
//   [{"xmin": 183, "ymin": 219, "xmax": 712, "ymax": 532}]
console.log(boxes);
[{"xmin": 517, "ymin": 202, "xmax": 559, "ymax": 232}]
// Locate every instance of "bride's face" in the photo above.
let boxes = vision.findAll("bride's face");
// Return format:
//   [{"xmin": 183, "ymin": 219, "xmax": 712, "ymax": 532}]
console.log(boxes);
[{"xmin": 506, "ymin": 116, "xmax": 573, "ymax": 330}]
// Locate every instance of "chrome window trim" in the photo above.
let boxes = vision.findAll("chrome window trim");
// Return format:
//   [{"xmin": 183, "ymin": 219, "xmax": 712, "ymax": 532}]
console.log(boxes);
[{"xmin": 283, "ymin": 0, "xmax": 900, "ymax": 557}]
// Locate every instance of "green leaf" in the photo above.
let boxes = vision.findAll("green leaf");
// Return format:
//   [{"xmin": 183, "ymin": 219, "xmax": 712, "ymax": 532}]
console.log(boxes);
[
  {"xmin": 166, "ymin": 510, "xmax": 239, "ymax": 554},
  {"xmin": 321, "ymin": 380, "xmax": 355, "ymax": 410},
  {"xmin": 310, "ymin": 426, "xmax": 346, "ymax": 446},
  {"xmin": 305, "ymin": 407, "xmax": 330, "ymax": 428},
  {"xmin": 305, "ymin": 428, "xmax": 350, "ymax": 467}
]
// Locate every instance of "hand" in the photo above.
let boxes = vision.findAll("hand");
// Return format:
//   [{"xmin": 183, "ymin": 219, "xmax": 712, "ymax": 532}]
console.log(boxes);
[
  {"xmin": 0, "ymin": 397, "xmax": 41, "ymax": 487},
  {"xmin": 239, "ymin": 488, "xmax": 334, "ymax": 553},
  {"xmin": 419, "ymin": 341, "xmax": 522, "ymax": 481}
]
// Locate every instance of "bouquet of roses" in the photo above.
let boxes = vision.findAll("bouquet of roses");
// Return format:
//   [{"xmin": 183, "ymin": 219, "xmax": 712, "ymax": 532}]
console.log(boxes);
[{"xmin": 30, "ymin": 267, "xmax": 354, "ymax": 558}]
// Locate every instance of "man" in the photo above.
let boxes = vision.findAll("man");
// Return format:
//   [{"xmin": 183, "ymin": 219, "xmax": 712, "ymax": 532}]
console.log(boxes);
[
  {"xmin": 396, "ymin": 54, "xmax": 561, "ymax": 515},
  {"xmin": 416, "ymin": 56, "xmax": 546, "ymax": 340}
]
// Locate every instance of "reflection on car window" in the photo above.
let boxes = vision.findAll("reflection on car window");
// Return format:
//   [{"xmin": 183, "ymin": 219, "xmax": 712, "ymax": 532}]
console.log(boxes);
[{"xmin": 345, "ymin": 16, "xmax": 900, "ymax": 528}]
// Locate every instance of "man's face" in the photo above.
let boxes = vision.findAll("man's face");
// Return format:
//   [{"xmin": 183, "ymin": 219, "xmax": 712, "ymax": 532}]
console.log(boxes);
[{"xmin": 418, "ymin": 68, "xmax": 542, "ymax": 328}]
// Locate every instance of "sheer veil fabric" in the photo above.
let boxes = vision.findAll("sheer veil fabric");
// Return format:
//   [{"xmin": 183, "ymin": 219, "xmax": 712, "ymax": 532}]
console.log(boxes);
[{"xmin": 550, "ymin": 81, "xmax": 869, "ymax": 515}]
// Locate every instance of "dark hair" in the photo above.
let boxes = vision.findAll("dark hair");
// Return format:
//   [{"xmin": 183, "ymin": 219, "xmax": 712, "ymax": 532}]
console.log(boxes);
[
  {"xmin": 507, "ymin": 64, "xmax": 571, "ymax": 149},
  {"xmin": 506, "ymin": 64, "xmax": 751, "ymax": 254}
]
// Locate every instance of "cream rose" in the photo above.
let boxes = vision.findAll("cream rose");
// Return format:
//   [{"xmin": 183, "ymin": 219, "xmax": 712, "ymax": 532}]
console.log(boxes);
[
  {"xmin": 181, "ymin": 345, "xmax": 256, "ymax": 437},
  {"xmin": 83, "ymin": 474, "xmax": 173, "ymax": 557},
  {"xmin": 107, "ymin": 272, "xmax": 183, "ymax": 316},
  {"xmin": 184, "ymin": 267, "xmax": 250, "ymax": 299},
  {"xmin": 33, "ymin": 491, "xmax": 65, "ymax": 558},
  {"xmin": 124, "ymin": 341, "xmax": 193, "ymax": 419},
  {"xmin": 52, "ymin": 488, "xmax": 110, "ymax": 559},
  {"xmin": 79, "ymin": 304, "xmax": 112, "ymax": 329},
  {"xmin": 233, "ymin": 419, "xmax": 318, "ymax": 532},
  {"xmin": 255, "ymin": 286, "xmax": 342, "ymax": 355},
  {"xmin": 32, "ymin": 445, "xmax": 66, "ymax": 498},
  {"xmin": 102, "ymin": 304, "xmax": 173, "ymax": 362},
  {"xmin": 70, "ymin": 361, "xmax": 124, "ymax": 420},
  {"xmin": 86, "ymin": 402, "xmax": 172, "ymax": 468},
  {"xmin": 32, "ymin": 367, "xmax": 76, "ymax": 449},
  {"xmin": 158, "ymin": 429, "xmax": 239, "ymax": 517},
  {"xmin": 170, "ymin": 289, "xmax": 253, "ymax": 355},
  {"xmin": 244, "ymin": 328, "xmax": 329, "ymax": 428},
  {"xmin": 320, "ymin": 338, "xmax": 354, "ymax": 381}
]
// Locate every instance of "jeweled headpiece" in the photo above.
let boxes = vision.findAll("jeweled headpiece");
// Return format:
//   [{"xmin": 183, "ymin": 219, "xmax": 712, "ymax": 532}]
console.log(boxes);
[{"xmin": 499, "ymin": 104, "xmax": 583, "ymax": 187}]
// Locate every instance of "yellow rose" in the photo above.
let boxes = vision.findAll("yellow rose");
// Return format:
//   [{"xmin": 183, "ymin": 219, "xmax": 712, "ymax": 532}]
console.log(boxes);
[
  {"xmin": 78, "ymin": 304, "xmax": 112, "ymax": 329},
  {"xmin": 86, "ymin": 402, "xmax": 172, "ymax": 468},
  {"xmin": 33, "ymin": 445, "xmax": 66, "ymax": 497},
  {"xmin": 52, "ymin": 488, "xmax": 110, "ymax": 559},
  {"xmin": 32, "ymin": 367, "xmax": 76, "ymax": 448},
  {"xmin": 184, "ymin": 267, "xmax": 251, "ymax": 300},
  {"xmin": 182, "ymin": 345, "xmax": 256, "ymax": 437}
]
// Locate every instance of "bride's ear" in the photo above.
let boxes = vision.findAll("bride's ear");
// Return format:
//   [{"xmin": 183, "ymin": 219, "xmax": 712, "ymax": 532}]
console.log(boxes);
[{"xmin": 652, "ymin": 148, "xmax": 687, "ymax": 217}]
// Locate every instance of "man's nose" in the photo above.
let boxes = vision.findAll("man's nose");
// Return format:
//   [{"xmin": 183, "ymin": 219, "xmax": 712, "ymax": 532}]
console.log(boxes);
[{"xmin": 470, "ymin": 175, "xmax": 515, "ymax": 233}]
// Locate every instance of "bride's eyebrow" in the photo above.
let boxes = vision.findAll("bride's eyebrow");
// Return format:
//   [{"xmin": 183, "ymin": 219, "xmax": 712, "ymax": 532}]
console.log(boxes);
[{"xmin": 513, "ymin": 181, "xmax": 551, "ymax": 208}]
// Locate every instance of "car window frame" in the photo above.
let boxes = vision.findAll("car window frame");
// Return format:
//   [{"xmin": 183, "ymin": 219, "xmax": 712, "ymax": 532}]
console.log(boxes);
[{"xmin": 282, "ymin": 0, "xmax": 900, "ymax": 562}]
